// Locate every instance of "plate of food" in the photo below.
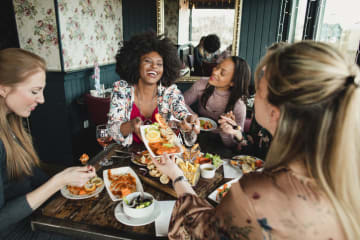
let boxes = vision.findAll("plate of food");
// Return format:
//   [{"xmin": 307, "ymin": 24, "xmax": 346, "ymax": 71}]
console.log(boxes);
[
  {"xmin": 103, "ymin": 167, "xmax": 144, "ymax": 201},
  {"xmin": 199, "ymin": 117, "xmax": 217, "ymax": 131},
  {"xmin": 61, "ymin": 176, "xmax": 104, "ymax": 200},
  {"xmin": 131, "ymin": 150, "xmax": 152, "ymax": 166},
  {"xmin": 208, "ymin": 178, "xmax": 240, "ymax": 204},
  {"xmin": 140, "ymin": 114, "xmax": 183, "ymax": 158},
  {"xmin": 230, "ymin": 155, "xmax": 264, "ymax": 174}
]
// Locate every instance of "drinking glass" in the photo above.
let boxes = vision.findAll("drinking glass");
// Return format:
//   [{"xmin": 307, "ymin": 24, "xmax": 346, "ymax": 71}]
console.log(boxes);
[
  {"xmin": 96, "ymin": 124, "xmax": 113, "ymax": 166},
  {"xmin": 180, "ymin": 129, "xmax": 197, "ymax": 147}
]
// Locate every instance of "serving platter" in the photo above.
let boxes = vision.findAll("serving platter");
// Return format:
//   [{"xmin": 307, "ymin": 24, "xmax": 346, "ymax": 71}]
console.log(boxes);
[{"xmin": 103, "ymin": 167, "xmax": 144, "ymax": 201}]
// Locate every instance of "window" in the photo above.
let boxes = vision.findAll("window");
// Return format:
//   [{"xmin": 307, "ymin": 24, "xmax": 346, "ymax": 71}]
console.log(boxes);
[
  {"xmin": 191, "ymin": 9, "xmax": 234, "ymax": 51},
  {"xmin": 316, "ymin": 0, "xmax": 360, "ymax": 60}
]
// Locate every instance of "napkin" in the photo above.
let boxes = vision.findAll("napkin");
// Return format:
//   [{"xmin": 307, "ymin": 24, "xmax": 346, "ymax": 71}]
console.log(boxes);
[
  {"xmin": 223, "ymin": 159, "xmax": 243, "ymax": 179},
  {"xmin": 155, "ymin": 200, "xmax": 176, "ymax": 237}
]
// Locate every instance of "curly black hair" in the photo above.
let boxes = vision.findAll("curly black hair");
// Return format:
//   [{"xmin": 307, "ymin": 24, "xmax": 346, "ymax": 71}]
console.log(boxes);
[
  {"xmin": 115, "ymin": 32, "xmax": 181, "ymax": 87},
  {"xmin": 200, "ymin": 56, "xmax": 250, "ymax": 113},
  {"xmin": 203, "ymin": 34, "xmax": 220, "ymax": 53}
]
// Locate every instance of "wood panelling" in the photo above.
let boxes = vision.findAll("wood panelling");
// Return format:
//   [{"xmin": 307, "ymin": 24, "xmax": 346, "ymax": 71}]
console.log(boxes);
[
  {"xmin": 0, "ymin": 0, "xmax": 19, "ymax": 49},
  {"xmin": 30, "ymin": 64, "xmax": 118, "ymax": 165},
  {"xmin": 239, "ymin": 0, "xmax": 282, "ymax": 93},
  {"xmin": 122, "ymin": 0, "xmax": 157, "ymax": 40}
]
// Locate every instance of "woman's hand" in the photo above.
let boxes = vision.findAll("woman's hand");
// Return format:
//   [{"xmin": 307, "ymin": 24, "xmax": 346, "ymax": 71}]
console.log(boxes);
[
  {"xmin": 151, "ymin": 154, "xmax": 184, "ymax": 181},
  {"xmin": 131, "ymin": 117, "xmax": 143, "ymax": 140},
  {"xmin": 56, "ymin": 165, "xmax": 96, "ymax": 187},
  {"xmin": 218, "ymin": 115, "xmax": 243, "ymax": 140},
  {"xmin": 179, "ymin": 114, "xmax": 200, "ymax": 134}
]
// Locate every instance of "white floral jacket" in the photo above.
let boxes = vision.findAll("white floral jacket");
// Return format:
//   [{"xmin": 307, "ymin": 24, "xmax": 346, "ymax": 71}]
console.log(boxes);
[{"xmin": 108, "ymin": 80, "xmax": 190, "ymax": 146}]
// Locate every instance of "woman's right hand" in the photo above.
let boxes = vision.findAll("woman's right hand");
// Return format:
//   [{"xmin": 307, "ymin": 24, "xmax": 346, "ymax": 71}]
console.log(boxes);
[
  {"xmin": 151, "ymin": 154, "xmax": 184, "ymax": 181},
  {"xmin": 131, "ymin": 117, "xmax": 143, "ymax": 136},
  {"xmin": 56, "ymin": 165, "xmax": 96, "ymax": 187}
]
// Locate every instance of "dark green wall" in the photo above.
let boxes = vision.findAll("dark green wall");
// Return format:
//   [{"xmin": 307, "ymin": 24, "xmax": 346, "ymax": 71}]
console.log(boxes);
[
  {"xmin": 122, "ymin": 0, "xmax": 157, "ymax": 40},
  {"xmin": 239, "ymin": 0, "xmax": 282, "ymax": 93},
  {"xmin": 30, "ymin": 64, "xmax": 118, "ymax": 165}
]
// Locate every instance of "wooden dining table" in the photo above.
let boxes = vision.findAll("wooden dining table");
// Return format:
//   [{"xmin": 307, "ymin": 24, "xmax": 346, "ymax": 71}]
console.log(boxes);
[{"xmin": 31, "ymin": 140, "xmax": 231, "ymax": 240}]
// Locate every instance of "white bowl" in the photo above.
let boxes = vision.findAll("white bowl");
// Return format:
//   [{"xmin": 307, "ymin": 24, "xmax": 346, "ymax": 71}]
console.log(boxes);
[
  {"xmin": 123, "ymin": 192, "xmax": 155, "ymax": 219},
  {"xmin": 200, "ymin": 163, "xmax": 216, "ymax": 179}
]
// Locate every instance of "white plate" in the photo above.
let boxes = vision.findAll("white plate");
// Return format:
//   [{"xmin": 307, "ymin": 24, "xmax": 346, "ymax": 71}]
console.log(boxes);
[
  {"xmin": 61, "ymin": 183, "xmax": 104, "ymax": 200},
  {"xmin": 199, "ymin": 117, "xmax": 217, "ymax": 131},
  {"xmin": 114, "ymin": 200, "xmax": 161, "ymax": 226},
  {"xmin": 230, "ymin": 155, "xmax": 264, "ymax": 173},
  {"xmin": 208, "ymin": 178, "xmax": 240, "ymax": 204},
  {"xmin": 140, "ymin": 125, "xmax": 183, "ymax": 158},
  {"xmin": 103, "ymin": 167, "xmax": 144, "ymax": 201}
]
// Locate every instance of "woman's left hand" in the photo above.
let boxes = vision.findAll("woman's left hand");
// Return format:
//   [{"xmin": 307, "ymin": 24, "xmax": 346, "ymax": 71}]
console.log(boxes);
[{"xmin": 179, "ymin": 114, "xmax": 200, "ymax": 134}]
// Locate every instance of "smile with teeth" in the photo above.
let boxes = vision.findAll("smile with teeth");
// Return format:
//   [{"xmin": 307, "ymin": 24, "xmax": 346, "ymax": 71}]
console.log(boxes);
[{"xmin": 147, "ymin": 71, "xmax": 158, "ymax": 77}]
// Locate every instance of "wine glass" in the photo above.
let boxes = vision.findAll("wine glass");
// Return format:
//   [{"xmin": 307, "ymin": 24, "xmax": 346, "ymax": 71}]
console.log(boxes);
[
  {"xmin": 180, "ymin": 129, "xmax": 197, "ymax": 147},
  {"xmin": 96, "ymin": 124, "xmax": 113, "ymax": 166}
]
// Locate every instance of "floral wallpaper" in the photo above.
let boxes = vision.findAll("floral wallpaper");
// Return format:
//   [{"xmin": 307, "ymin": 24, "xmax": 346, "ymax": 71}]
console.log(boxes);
[
  {"xmin": 58, "ymin": 0, "xmax": 123, "ymax": 71},
  {"xmin": 13, "ymin": 0, "xmax": 61, "ymax": 71}
]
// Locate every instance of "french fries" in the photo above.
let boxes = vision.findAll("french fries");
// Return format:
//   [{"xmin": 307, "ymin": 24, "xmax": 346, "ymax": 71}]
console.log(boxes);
[{"xmin": 177, "ymin": 160, "xmax": 200, "ymax": 186}]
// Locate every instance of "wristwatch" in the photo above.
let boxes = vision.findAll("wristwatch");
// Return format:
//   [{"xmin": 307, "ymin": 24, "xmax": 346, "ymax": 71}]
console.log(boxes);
[{"xmin": 172, "ymin": 175, "xmax": 187, "ymax": 187}]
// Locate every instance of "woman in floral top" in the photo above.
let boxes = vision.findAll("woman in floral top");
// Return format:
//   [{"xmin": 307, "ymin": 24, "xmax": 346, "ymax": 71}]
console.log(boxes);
[
  {"xmin": 152, "ymin": 41, "xmax": 360, "ymax": 239},
  {"xmin": 108, "ymin": 32, "xmax": 200, "ymax": 146}
]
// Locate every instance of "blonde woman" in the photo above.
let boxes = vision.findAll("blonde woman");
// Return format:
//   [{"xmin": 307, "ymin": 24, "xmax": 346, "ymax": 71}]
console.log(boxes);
[
  {"xmin": 152, "ymin": 41, "xmax": 360, "ymax": 239},
  {"xmin": 0, "ymin": 48, "xmax": 96, "ymax": 239}
]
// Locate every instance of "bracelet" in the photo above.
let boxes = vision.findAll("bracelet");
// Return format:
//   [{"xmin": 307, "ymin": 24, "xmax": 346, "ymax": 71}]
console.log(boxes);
[{"xmin": 172, "ymin": 175, "xmax": 187, "ymax": 187}]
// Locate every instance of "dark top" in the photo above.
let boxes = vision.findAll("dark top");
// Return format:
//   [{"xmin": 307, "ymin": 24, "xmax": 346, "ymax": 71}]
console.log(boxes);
[{"xmin": 0, "ymin": 140, "xmax": 77, "ymax": 240}]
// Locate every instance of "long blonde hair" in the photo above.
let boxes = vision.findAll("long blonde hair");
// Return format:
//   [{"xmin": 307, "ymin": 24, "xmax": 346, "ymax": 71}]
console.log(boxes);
[
  {"xmin": 0, "ymin": 48, "xmax": 46, "ymax": 179},
  {"xmin": 255, "ymin": 41, "xmax": 360, "ymax": 239}
]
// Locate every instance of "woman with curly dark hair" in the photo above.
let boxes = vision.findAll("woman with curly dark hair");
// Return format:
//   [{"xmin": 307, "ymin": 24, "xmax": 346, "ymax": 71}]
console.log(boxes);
[
  {"xmin": 108, "ymin": 32, "xmax": 200, "ymax": 146},
  {"xmin": 184, "ymin": 56, "xmax": 250, "ymax": 147}
]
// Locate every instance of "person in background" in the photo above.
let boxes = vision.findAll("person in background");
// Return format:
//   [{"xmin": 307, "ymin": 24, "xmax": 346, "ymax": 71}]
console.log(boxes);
[
  {"xmin": 184, "ymin": 56, "xmax": 250, "ymax": 148},
  {"xmin": 219, "ymin": 42, "xmax": 288, "ymax": 159},
  {"xmin": 216, "ymin": 44, "xmax": 232, "ymax": 64},
  {"xmin": 193, "ymin": 34, "xmax": 221, "ymax": 76},
  {"xmin": 108, "ymin": 32, "xmax": 199, "ymax": 146},
  {"xmin": 0, "ymin": 48, "xmax": 96, "ymax": 239},
  {"xmin": 152, "ymin": 41, "xmax": 360, "ymax": 239}
]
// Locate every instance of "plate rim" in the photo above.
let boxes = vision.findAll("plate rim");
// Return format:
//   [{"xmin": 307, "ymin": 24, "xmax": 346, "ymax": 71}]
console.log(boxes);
[
  {"xmin": 140, "ymin": 125, "xmax": 183, "ymax": 158},
  {"xmin": 198, "ymin": 117, "xmax": 217, "ymax": 131},
  {"xmin": 230, "ymin": 155, "xmax": 264, "ymax": 169},
  {"xmin": 208, "ymin": 177, "xmax": 240, "ymax": 204},
  {"xmin": 60, "ymin": 182, "xmax": 104, "ymax": 200},
  {"xmin": 114, "ymin": 200, "xmax": 161, "ymax": 226},
  {"xmin": 103, "ymin": 167, "xmax": 144, "ymax": 201},
  {"xmin": 130, "ymin": 152, "xmax": 148, "ymax": 167}
]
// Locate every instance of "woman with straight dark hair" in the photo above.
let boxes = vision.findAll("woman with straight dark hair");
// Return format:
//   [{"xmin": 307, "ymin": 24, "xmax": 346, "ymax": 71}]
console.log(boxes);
[{"xmin": 184, "ymin": 56, "xmax": 250, "ymax": 147}]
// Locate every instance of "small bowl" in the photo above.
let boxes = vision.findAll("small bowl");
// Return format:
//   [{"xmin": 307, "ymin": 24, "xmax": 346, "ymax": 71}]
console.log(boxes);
[
  {"xmin": 200, "ymin": 164, "xmax": 216, "ymax": 179},
  {"xmin": 123, "ymin": 192, "xmax": 154, "ymax": 218}
]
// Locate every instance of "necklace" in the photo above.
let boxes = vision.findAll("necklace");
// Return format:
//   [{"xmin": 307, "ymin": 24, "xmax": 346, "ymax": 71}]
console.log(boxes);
[{"xmin": 135, "ymin": 85, "xmax": 157, "ymax": 121}]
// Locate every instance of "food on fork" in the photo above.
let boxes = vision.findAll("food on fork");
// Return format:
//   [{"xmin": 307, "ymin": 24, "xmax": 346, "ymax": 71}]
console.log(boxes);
[{"xmin": 79, "ymin": 153, "xmax": 89, "ymax": 165}]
